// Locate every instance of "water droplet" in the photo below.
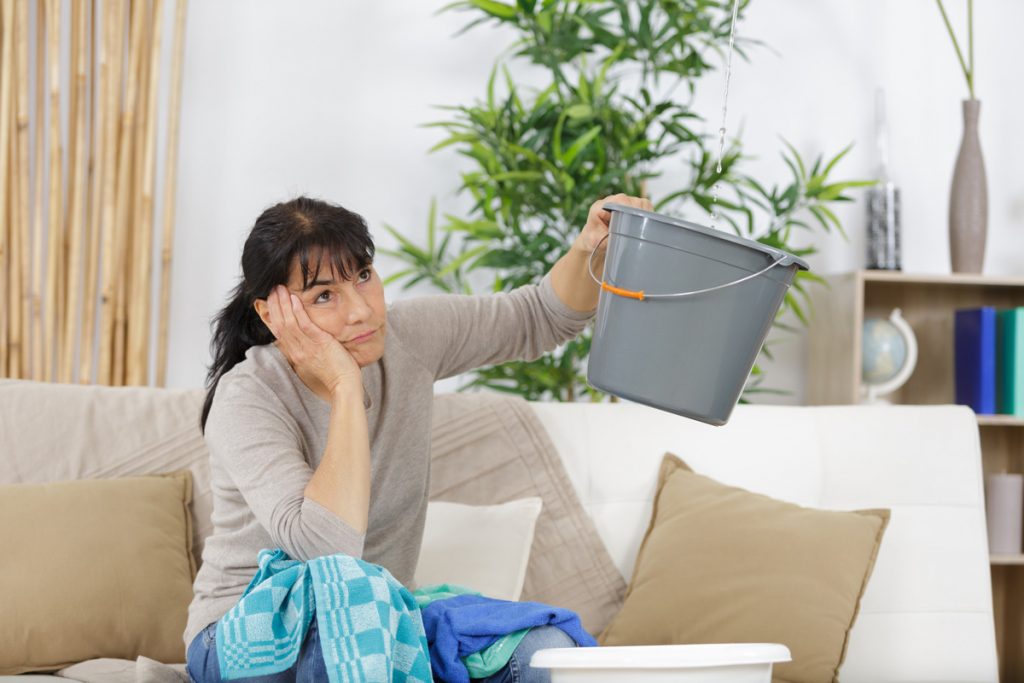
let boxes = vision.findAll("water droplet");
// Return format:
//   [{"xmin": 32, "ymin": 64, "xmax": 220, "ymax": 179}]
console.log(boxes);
[{"xmin": 711, "ymin": 0, "xmax": 741, "ymax": 231}]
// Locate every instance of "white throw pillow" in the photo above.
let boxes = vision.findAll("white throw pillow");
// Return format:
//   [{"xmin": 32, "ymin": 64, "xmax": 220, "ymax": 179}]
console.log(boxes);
[{"xmin": 415, "ymin": 498, "xmax": 543, "ymax": 601}]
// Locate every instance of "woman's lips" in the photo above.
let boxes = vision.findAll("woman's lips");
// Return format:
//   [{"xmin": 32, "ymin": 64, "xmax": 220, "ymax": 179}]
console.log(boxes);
[{"xmin": 347, "ymin": 329, "xmax": 376, "ymax": 343}]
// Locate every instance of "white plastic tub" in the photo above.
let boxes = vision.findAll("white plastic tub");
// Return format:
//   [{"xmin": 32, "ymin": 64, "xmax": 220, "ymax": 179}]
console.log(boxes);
[{"xmin": 530, "ymin": 643, "xmax": 792, "ymax": 683}]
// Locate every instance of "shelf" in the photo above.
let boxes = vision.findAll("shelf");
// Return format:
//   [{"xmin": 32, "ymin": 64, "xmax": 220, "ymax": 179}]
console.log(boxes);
[
  {"xmin": 978, "ymin": 415, "xmax": 1024, "ymax": 427},
  {"xmin": 860, "ymin": 270, "xmax": 1024, "ymax": 288},
  {"xmin": 991, "ymin": 554, "xmax": 1024, "ymax": 566}
]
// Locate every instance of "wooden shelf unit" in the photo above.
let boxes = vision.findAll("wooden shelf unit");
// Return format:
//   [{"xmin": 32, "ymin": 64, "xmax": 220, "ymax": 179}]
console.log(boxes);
[{"xmin": 807, "ymin": 270, "xmax": 1024, "ymax": 682}]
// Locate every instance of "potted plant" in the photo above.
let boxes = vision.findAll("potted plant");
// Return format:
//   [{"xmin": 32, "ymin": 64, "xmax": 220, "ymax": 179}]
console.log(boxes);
[{"xmin": 385, "ymin": 0, "xmax": 871, "ymax": 402}]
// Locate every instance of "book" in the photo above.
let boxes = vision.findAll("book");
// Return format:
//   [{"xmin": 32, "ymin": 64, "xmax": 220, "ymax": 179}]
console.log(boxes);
[
  {"xmin": 954, "ymin": 307, "xmax": 997, "ymax": 414},
  {"xmin": 997, "ymin": 308, "xmax": 1024, "ymax": 416}
]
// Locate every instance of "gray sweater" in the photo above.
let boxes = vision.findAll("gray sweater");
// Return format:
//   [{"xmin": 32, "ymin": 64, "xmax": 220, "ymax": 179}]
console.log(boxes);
[{"xmin": 184, "ymin": 273, "xmax": 593, "ymax": 647}]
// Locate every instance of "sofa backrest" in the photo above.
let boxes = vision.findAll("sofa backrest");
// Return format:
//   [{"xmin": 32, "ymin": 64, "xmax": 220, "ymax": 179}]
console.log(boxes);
[
  {"xmin": 530, "ymin": 401, "xmax": 998, "ymax": 683},
  {"xmin": 0, "ymin": 380, "xmax": 999, "ymax": 680},
  {"xmin": 0, "ymin": 380, "xmax": 213, "ymax": 560}
]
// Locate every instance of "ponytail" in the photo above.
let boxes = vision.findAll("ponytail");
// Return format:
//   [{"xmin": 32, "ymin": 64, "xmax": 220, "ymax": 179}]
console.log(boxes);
[{"xmin": 200, "ymin": 281, "xmax": 274, "ymax": 431}]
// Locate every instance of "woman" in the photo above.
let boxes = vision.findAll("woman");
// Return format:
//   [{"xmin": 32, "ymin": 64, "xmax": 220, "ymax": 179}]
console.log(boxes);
[{"xmin": 184, "ymin": 193, "xmax": 652, "ymax": 683}]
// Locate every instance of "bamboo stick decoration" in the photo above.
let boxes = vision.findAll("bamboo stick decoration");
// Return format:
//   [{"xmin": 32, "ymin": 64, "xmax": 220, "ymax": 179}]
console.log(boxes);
[
  {"xmin": 95, "ymin": 0, "xmax": 121, "ymax": 385},
  {"xmin": 43, "ymin": 0, "xmax": 62, "ymax": 381},
  {"xmin": 101, "ymin": 0, "xmax": 145, "ymax": 386},
  {"xmin": 29, "ymin": 0, "xmax": 44, "ymax": 381},
  {"xmin": 127, "ymin": 0, "xmax": 162, "ymax": 386},
  {"xmin": 157, "ymin": 0, "xmax": 187, "ymax": 387},
  {"xmin": 0, "ymin": 0, "xmax": 14, "ymax": 377},
  {"xmin": 80, "ymin": 0, "xmax": 105, "ymax": 384},
  {"xmin": 15, "ymin": 0, "xmax": 30, "ymax": 380},
  {"xmin": 7, "ymin": 0, "xmax": 24, "ymax": 380},
  {"xmin": 60, "ymin": 0, "xmax": 89, "ymax": 383},
  {"xmin": 135, "ymin": 0, "xmax": 164, "ymax": 385},
  {"xmin": 2, "ymin": 0, "xmax": 185, "ymax": 386}
]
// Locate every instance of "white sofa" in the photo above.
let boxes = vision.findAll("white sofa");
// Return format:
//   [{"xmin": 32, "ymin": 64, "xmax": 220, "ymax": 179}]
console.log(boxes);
[
  {"xmin": 532, "ymin": 401, "xmax": 999, "ymax": 682},
  {"xmin": 0, "ymin": 380, "xmax": 999, "ymax": 682}
]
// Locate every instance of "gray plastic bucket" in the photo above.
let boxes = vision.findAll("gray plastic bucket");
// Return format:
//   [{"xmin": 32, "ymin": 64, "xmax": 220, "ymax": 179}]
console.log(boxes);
[{"xmin": 586, "ymin": 204, "xmax": 810, "ymax": 426}]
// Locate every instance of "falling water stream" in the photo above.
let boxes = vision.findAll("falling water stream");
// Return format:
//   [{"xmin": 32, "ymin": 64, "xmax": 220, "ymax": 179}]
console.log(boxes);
[{"xmin": 710, "ymin": 0, "xmax": 742, "ymax": 229}]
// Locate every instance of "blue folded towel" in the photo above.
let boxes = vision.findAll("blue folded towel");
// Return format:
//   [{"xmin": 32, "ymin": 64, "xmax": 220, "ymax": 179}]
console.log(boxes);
[
  {"xmin": 216, "ymin": 548, "xmax": 432, "ymax": 683},
  {"xmin": 421, "ymin": 593, "xmax": 597, "ymax": 683}
]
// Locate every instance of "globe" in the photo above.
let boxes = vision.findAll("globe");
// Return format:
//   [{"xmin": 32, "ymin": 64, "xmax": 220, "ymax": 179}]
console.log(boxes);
[{"xmin": 862, "ymin": 317, "xmax": 909, "ymax": 385}]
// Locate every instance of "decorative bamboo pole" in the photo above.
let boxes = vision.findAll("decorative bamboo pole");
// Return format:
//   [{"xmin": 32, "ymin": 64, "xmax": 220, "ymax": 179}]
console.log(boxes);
[
  {"xmin": 157, "ymin": 0, "xmax": 187, "ymax": 387},
  {"xmin": 60, "ymin": 0, "xmax": 89, "ymax": 383},
  {"xmin": 127, "ymin": 0, "xmax": 161, "ymax": 386},
  {"xmin": 133, "ymin": 0, "xmax": 163, "ymax": 385},
  {"xmin": 42, "ymin": 0, "xmax": 62, "ymax": 381},
  {"xmin": 80, "ymin": 0, "xmax": 105, "ymax": 384},
  {"xmin": 6, "ymin": 0, "xmax": 25, "ymax": 380},
  {"xmin": 15, "ymin": 0, "xmax": 31, "ymax": 380},
  {"xmin": 101, "ymin": 0, "xmax": 143, "ymax": 386},
  {"xmin": 3, "ymin": 0, "xmax": 183, "ymax": 385},
  {"xmin": 29, "ymin": 0, "xmax": 44, "ymax": 381},
  {"xmin": 0, "ymin": 0, "xmax": 14, "ymax": 377}
]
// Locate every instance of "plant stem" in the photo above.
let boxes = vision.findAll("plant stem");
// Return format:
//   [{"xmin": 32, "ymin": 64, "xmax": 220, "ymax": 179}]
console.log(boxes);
[
  {"xmin": 968, "ymin": 0, "xmax": 974, "ymax": 97},
  {"xmin": 935, "ymin": 0, "xmax": 973, "ymax": 98}
]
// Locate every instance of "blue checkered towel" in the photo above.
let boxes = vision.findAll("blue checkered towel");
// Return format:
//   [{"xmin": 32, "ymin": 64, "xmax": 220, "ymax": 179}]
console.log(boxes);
[{"xmin": 216, "ymin": 548, "xmax": 432, "ymax": 683}]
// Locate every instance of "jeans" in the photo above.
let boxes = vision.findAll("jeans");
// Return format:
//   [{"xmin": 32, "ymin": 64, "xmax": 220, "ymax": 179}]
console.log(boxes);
[{"xmin": 186, "ymin": 620, "xmax": 577, "ymax": 683}]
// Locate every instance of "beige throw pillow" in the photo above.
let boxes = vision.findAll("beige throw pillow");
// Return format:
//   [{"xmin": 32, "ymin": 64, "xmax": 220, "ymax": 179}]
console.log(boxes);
[
  {"xmin": 0, "ymin": 470, "xmax": 196, "ymax": 675},
  {"xmin": 600, "ymin": 453, "xmax": 889, "ymax": 683}
]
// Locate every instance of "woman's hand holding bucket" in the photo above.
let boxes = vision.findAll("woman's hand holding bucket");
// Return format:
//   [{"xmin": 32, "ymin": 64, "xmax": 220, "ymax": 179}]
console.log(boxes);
[{"xmin": 573, "ymin": 193, "xmax": 652, "ymax": 255}]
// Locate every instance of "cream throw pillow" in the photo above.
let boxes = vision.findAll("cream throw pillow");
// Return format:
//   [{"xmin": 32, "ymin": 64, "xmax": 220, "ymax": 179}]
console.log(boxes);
[
  {"xmin": 0, "ymin": 471, "xmax": 196, "ymax": 674},
  {"xmin": 600, "ymin": 454, "xmax": 889, "ymax": 683},
  {"xmin": 415, "ymin": 497, "xmax": 543, "ymax": 601}
]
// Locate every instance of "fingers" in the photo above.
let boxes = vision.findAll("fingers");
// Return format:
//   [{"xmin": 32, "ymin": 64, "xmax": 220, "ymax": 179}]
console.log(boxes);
[
  {"xmin": 289, "ymin": 293, "xmax": 333, "ymax": 343},
  {"xmin": 599, "ymin": 193, "xmax": 652, "ymax": 210}
]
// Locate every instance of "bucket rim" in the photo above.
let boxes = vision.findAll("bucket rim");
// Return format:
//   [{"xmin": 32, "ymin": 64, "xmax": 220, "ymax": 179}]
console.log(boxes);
[{"xmin": 604, "ymin": 203, "xmax": 811, "ymax": 272}]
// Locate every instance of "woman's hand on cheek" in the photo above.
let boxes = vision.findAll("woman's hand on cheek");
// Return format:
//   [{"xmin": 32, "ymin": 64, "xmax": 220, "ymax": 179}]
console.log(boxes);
[{"xmin": 265, "ymin": 286, "xmax": 362, "ymax": 396}]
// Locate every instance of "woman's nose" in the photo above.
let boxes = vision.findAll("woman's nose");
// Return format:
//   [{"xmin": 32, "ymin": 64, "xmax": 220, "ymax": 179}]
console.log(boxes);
[{"xmin": 345, "ymin": 289, "xmax": 372, "ymax": 324}]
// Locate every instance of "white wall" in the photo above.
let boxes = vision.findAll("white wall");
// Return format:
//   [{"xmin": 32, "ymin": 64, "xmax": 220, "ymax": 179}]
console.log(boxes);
[{"xmin": 164, "ymin": 0, "xmax": 1024, "ymax": 402}]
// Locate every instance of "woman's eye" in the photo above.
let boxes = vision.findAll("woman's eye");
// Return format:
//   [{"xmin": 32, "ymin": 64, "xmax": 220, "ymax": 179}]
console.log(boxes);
[
  {"xmin": 358, "ymin": 268, "xmax": 372, "ymax": 283},
  {"xmin": 315, "ymin": 291, "xmax": 331, "ymax": 303}
]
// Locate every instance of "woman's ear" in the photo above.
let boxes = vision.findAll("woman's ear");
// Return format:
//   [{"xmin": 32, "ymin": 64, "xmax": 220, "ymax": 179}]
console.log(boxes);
[{"xmin": 253, "ymin": 298, "xmax": 272, "ymax": 330}]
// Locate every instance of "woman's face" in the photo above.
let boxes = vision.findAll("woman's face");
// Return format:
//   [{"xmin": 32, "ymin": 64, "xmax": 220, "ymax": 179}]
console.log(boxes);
[{"xmin": 282, "ymin": 253, "xmax": 387, "ymax": 368}]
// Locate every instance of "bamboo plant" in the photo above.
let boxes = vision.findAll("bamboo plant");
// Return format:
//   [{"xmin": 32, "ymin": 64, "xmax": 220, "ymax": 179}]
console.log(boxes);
[{"xmin": 384, "ymin": 0, "xmax": 871, "ymax": 402}]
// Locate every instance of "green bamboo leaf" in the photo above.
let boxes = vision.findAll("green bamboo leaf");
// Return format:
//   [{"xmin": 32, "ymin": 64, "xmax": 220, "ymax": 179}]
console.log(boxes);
[
  {"xmin": 469, "ymin": 0, "xmax": 518, "ymax": 19},
  {"xmin": 516, "ymin": 0, "xmax": 537, "ymax": 15},
  {"xmin": 566, "ymin": 103, "xmax": 593, "ymax": 119},
  {"xmin": 428, "ymin": 198, "xmax": 438, "ymax": 256},
  {"xmin": 561, "ymin": 124, "xmax": 602, "ymax": 166},
  {"xmin": 380, "ymin": 223, "xmax": 430, "ymax": 262},
  {"xmin": 382, "ymin": 268, "xmax": 418, "ymax": 286},
  {"xmin": 438, "ymin": 245, "xmax": 491, "ymax": 276},
  {"xmin": 781, "ymin": 139, "xmax": 807, "ymax": 180},
  {"xmin": 429, "ymin": 133, "xmax": 478, "ymax": 153},
  {"xmin": 821, "ymin": 142, "xmax": 853, "ymax": 179}
]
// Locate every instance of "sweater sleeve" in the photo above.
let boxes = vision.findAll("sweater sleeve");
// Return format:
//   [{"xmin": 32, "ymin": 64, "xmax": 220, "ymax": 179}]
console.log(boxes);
[
  {"xmin": 204, "ymin": 374, "xmax": 366, "ymax": 562},
  {"xmin": 388, "ymin": 271, "xmax": 595, "ymax": 381}
]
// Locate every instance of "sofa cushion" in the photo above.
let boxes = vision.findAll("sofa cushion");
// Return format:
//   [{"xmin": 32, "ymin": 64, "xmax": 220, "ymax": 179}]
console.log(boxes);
[
  {"xmin": 599, "ymin": 453, "xmax": 889, "ymax": 683},
  {"xmin": 0, "ymin": 471, "xmax": 196, "ymax": 675},
  {"xmin": 415, "ymin": 498, "xmax": 543, "ymax": 601},
  {"xmin": 429, "ymin": 392, "xmax": 626, "ymax": 635},
  {"xmin": 0, "ymin": 381, "xmax": 212, "ymax": 566}
]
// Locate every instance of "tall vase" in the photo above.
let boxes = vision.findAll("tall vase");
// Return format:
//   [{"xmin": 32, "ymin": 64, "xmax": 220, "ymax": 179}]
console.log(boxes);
[{"xmin": 948, "ymin": 99, "xmax": 988, "ymax": 274}]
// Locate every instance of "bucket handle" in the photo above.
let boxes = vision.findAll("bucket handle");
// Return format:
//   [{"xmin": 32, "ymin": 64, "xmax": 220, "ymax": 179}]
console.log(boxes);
[{"xmin": 587, "ymin": 234, "xmax": 788, "ymax": 301}]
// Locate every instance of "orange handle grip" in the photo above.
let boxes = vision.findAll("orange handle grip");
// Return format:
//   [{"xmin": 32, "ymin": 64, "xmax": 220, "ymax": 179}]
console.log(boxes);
[{"xmin": 601, "ymin": 281, "xmax": 645, "ymax": 301}]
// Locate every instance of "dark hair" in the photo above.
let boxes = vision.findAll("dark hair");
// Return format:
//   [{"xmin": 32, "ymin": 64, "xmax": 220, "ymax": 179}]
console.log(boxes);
[{"xmin": 200, "ymin": 196, "xmax": 375, "ymax": 431}]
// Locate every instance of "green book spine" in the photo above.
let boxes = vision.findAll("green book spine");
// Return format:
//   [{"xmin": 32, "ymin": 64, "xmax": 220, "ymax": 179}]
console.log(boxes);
[{"xmin": 997, "ymin": 308, "xmax": 1024, "ymax": 416}]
